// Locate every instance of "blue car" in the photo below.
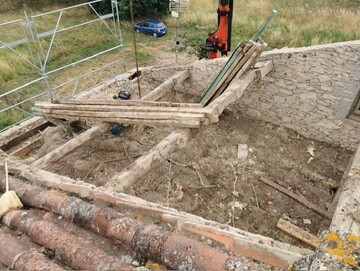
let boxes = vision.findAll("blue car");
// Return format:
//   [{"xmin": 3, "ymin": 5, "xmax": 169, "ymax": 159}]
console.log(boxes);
[{"xmin": 134, "ymin": 19, "xmax": 167, "ymax": 37}]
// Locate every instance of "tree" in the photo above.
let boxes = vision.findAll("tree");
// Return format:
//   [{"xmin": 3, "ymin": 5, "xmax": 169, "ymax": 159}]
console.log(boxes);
[{"xmin": 89, "ymin": 0, "xmax": 169, "ymax": 20}]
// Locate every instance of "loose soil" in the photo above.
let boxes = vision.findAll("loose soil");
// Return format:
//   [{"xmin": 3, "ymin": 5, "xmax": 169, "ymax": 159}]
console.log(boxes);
[
  {"xmin": 41, "ymin": 108, "xmax": 352, "ymax": 248},
  {"xmin": 13, "ymin": 58, "xmax": 353, "ymax": 249}
]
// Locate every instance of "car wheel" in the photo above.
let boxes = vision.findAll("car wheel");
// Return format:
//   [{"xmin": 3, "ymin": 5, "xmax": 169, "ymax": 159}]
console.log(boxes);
[
  {"xmin": 153, "ymin": 33, "xmax": 157, "ymax": 37},
  {"xmin": 136, "ymin": 29, "xmax": 140, "ymax": 33}
]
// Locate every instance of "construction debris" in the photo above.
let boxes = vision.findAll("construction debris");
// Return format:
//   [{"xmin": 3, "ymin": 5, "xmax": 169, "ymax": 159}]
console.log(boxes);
[
  {"xmin": 277, "ymin": 218, "xmax": 319, "ymax": 249},
  {"xmin": 259, "ymin": 177, "xmax": 332, "ymax": 220},
  {"xmin": 200, "ymin": 40, "xmax": 267, "ymax": 105},
  {"xmin": 237, "ymin": 144, "xmax": 249, "ymax": 160}
]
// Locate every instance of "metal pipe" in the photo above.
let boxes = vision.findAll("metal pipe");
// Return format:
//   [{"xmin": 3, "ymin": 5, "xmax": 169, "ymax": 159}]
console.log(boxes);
[
  {"xmin": 21, "ymin": 22, "xmax": 37, "ymax": 66},
  {"xmin": 46, "ymin": 44, "xmax": 123, "ymax": 75},
  {"xmin": 31, "ymin": 0, "xmax": 103, "ymax": 18},
  {"xmin": 114, "ymin": 0, "xmax": 126, "ymax": 71},
  {"xmin": 130, "ymin": 0, "xmax": 141, "ymax": 99},
  {"xmin": 0, "ymin": 40, "xmax": 41, "ymax": 71},
  {"xmin": 0, "ymin": 19, "xmax": 22, "ymax": 27},
  {"xmin": 88, "ymin": 4, "xmax": 117, "ymax": 38},
  {"xmin": 70, "ymin": 79, "xmax": 80, "ymax": 98},
  {"xmin": 53, "ymin": 59, "xmax": 124, "ymax": 91},
  {"xmin": 14, "ymin": 106, "xmax": 34, "ymax": 117},
  {"xmin": 0, "ymin": 77, "xmax": 45, "ymax": 99},
  {"xmin": 58, "ymin": 14, "xmax": 113, "ymax": 33},
  {"xmin": 0, "ymin": 92, "xmax": 46, "ymax": 114},
  {"xmin": 0, "ymin": 117, "xmax": 32, "ymax": 134},
  {"xmin": 43, "ymin": 11, "xmax": 63, "ymax": 69}
]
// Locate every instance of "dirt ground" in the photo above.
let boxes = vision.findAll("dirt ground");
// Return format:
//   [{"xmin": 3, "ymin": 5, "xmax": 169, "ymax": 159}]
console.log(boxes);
[
  {"xmin": 38, "ymin": 108, "xmax": 352, "ymax": 248},
  {"xmin": 122, "ymin": 110, "xmax": 352, "ymax": 247},
  {"xmin": 12, "ymin": 56, "xmax": 353, "ymax": 250}
]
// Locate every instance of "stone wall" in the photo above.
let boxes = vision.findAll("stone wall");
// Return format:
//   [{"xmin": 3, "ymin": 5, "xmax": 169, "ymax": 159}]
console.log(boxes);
[{"xmin": 190, "ymin": 41, "xmax": 360, "ymax": 150}]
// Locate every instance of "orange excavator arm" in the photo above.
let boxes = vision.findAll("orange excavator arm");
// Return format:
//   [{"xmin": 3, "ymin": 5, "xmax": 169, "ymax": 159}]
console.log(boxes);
[{"xmin": 204, "ymin": 0, "xmax": 233, "ymax": 59}]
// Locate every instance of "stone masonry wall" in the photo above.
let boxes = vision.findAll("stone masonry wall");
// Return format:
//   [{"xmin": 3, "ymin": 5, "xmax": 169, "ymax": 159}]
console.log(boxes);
[{"xmin": 190, "ymin": 41, "xmax": 360, "ymax": 150}]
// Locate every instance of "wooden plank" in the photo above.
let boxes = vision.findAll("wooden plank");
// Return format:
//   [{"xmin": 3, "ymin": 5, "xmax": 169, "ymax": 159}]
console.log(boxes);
[
  {"xmin": 206, "ymin": 70, "xmax": 257, "ymax": 117},
  {"xmin": 33, "ymin": 108, "xmax": 206, "ymax": 122},
  {"xmin": 259, "ymin": 177, "xmax": 332, "ymax": 220},
  {"xmin": 31, "ymin": 123, "xmax": 111, "ymax": 169},
  {"xmin": 57, "ymin": 99, "xmax": 203, "ymax": 108},
  {"xmin": 39, "ymin": 103, "xmax": 217, "ymax": 123},
  {"xmin": 34, "ymin": 102, "xmax": 206, "ymax": 114},
  {"xmin": 199, "ymin": 41, "xmax": 250, "ymax": 105},
  {"xmin": 35, "ymin": 113, "xmax": 201, "ymax": 129},
  {"xmin": 317, "ymin": 154, "xmax": 355, "ymax": 234},
  {"xmin": 255, "ymin": 60, "xmax": 274, "ymax": 80},
  {"xmin": 205, "ymin": 59, "xmax": 273, "ymax": 118},
  {"xmin": 330, "ymin": 145, "xmax": 360, "ymax": 235},
  {"xmin": 277, "ymin": 218, "xmax": 319, "ymax": 249},
  {"xmin": 142, "ymin": 70, "xmax": 190, "ymax": 101},
  {"xmin": 104, "ymin": 130, "xmax": 191, "ymax": 192},
  {"xmin": 10, "ymin": 137, "xmax": 42, "ymax": 158},
  {"xmin": 172, "ymin": 70, "xmax": 190, "ymax": 86},
  {"xmin": 208, "ymin": 44, "xmax": 262, "ymax": 103},
  {"xmin": 0, "ymin": 120, "xmax": 52, "ymax": 152}
]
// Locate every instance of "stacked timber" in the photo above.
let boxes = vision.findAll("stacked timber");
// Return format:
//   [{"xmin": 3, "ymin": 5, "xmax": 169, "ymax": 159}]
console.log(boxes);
[
  {"xmin": 33, "ymin": 100, "xmax": 210, "ymax": 128},
  {"xmin": 199, "ymin": 39, "xmax": 268, "ymax": 105}
]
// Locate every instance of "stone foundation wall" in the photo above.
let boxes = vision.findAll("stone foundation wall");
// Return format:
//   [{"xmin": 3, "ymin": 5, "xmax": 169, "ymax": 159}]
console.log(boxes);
[{"xmin": 190, "ymin": 41, "xmax": 360, "ymax": 150}]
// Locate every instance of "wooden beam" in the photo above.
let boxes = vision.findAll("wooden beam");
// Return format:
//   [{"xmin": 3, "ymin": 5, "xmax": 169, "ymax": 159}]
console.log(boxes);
[
  {"xmin": 277, "ymin": 218, "xmax": 319, "ymax": 249},
  {"xmin": 317, "ymin": 154, "xmax": 355, "ymax": 234},
  {"xmin": 208, "ymin": 43, "xmax": 260, "ymax": 103},
  {"xmin": 0, "ymin": 118, "xmax": 52, "ymax": 152},
  {"xmin": 259, "ymin": 177, "xmax": 332, "ymax": 220},
  {"xmin": 34, "ymin": 102, "xmax": 206, "ymax": 114},
  {"xmin": 34, "ymin": 113, "xmax": 202, "ymax": 129},
  {"xmin": 142, "ymin": 70, "xmax": 190, "ymax": 101},
  {"xmin": 10, "ymin": 137, "xmax": 42, "ymax": 158},
  {"xmin": 205, "ymin": 60, "xmax": 273, "ymax": 119},
  {"xmin": 104, "ymin": 129, "xmax": 191, "ymax": 192},
  {"xmin": 56, "ymin": 99, "xmax": 203, "ymax": 108},
  {"xmin": 199, "ymin": 41, "xmax": 249, "ymax": 105},
  {"xmin": 31, "ymin": 123, "xmax": 111, "ymax": 169},
  {"xmin": 34, "ymin": 108, "xmax": 206, "ymax": 122},
  {"xmin": 206, "ymin": 70, "xmax": 257, "ymax": 117},
  {"xmin": 330, "ymin": 144, "xmax": 360, "ymax": 235},
  {"xmin": 255, "ymin": 60, "xmax": 274, "ymax": 80}
]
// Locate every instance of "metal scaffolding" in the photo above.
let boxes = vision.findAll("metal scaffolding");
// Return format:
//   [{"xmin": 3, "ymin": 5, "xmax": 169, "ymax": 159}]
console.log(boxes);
[{"xmin": 0, "ymin": 0, "xmax": 126, "ymax": 132}]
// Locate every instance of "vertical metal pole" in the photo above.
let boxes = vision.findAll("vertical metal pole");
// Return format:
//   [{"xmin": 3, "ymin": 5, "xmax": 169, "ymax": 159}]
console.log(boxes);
[
  {"xmin": 21, "ymin": 22, "xmax": 36, "ymax": 66},
  {"xmin": 24, "ymin": 11, "xmax": 56, "ymax": 101},
  {"xmin": 175, "ymin": 3, "xmax": 179, "ymax": 64},
  {"xmin": 113, "ymin": 0, "xmax": 127, "ymax": 72},
  {"xmin": 43, "ymin": 11, "xmax": 63, "ymax": 69},
  {"xmin": 130, "ymin": 0, "xmax": 141, "ymax": 99}
]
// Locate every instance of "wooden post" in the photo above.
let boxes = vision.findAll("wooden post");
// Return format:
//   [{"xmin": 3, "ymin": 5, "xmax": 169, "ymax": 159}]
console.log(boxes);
[
  {"xmin": 142, "ymin": 70, "xmax": 190, "ymax": 101},
  {"xmin": 104, "ymin": 129, "xmax": 191, "ymax": 192},
  {"xmin": 32, "ymin": 122, "xmax": 111, "ymax": 169}
]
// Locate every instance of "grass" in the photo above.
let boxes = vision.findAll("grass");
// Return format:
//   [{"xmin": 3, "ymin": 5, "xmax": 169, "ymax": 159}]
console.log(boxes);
[{"xmin": 0, "ymin": 0, "xmax": 360, "ymax": 129}]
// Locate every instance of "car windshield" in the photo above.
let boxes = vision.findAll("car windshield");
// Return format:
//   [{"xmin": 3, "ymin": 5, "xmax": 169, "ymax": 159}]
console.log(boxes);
[{"xmin": 157, "ymin": 23, "xmax": 165, "ymax": 28}]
